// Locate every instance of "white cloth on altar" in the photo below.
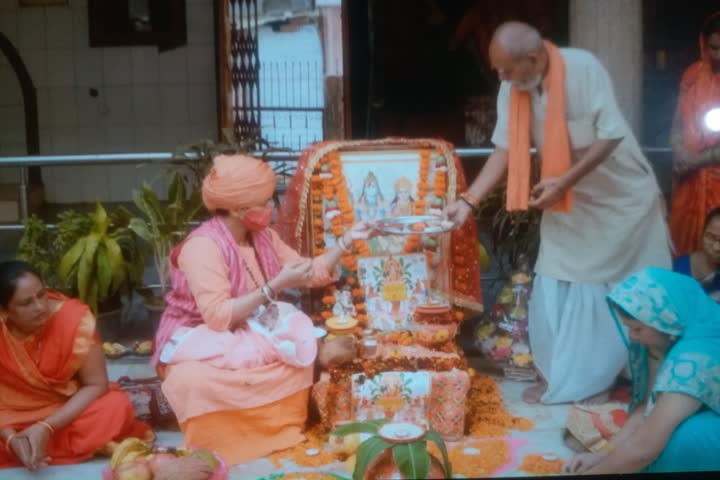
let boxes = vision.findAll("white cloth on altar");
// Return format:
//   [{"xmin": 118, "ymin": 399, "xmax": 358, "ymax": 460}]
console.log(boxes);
[{"xmin": 351, "ymin": 371, "xmax": 430, "ymax": 425}]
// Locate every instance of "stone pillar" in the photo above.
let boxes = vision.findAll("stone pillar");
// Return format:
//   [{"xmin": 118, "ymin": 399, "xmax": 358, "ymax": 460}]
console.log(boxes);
[
  {"xmin": 318, "ymin": 0, "xmax": 346, "ymax": 139},
  {"xmin": 569, "ymin": 0, "xmax": 643, "ymax": 134}
]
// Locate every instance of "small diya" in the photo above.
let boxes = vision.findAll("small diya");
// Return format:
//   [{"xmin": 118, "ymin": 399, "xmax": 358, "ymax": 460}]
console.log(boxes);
[{"xmin": 377, "ymin": 422, "xmax": 426, "ymax": 444}]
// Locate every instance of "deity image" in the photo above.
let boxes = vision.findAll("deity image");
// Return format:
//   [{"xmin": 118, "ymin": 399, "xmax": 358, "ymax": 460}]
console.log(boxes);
[
  {"xmin": 389, "ymin": 176, "xmax": 415, "ymax": 217},
  {"xmin": 356, "ymin": 172, "xmax": 386, "ymax": 222},
  {"xmin": 333, "ymin": 285, "xmax": 357, "ymax": 319},
  {"xmin": 383, "ymin": 256, "xmax": 403, "ymax": 284}
]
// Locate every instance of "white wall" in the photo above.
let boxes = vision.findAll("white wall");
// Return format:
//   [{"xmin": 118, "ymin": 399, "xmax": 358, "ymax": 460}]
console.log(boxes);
[{"xmin": 0, "ymin": 0, "xmax": 217, "ymax": 203}]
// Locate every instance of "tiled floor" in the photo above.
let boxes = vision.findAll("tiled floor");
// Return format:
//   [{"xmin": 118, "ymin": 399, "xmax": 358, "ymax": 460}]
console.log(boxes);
[{"xmin": 2, "ymin": 358, "xmax": 574, "ymax": 480}]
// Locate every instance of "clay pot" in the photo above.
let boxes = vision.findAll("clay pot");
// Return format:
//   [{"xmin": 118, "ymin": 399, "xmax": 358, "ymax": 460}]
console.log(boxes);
[
  {"xmin": 413, "ymin": 304, "xmax": 452, "ymax": 324},
  {"xmin": 414, "ymin": 322, "xmax": 458, "ymax": 347},
  {"xmin": 364, "ymin": 450, "xmax": 446, "ymax": 480}
]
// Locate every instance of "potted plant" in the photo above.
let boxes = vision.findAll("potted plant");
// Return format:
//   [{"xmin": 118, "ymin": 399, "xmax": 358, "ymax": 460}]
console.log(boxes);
[
  {"xmin": 128, "ymin": 171, "xmax": 203, "ymax": 328},
  {"xmin": 331, "ymin": 419, "xmax": 452, "ymax": 480},
  {"xmin": 475, "ymin": 187, "xmax": 541, "ymax": 282},
  {"xmin": 59, "ymin": 201, "xmax": 144, "ymax": 339},
  {"xmin": 17, "ymin": 210, "xmax": 94, "ymax": 290}
]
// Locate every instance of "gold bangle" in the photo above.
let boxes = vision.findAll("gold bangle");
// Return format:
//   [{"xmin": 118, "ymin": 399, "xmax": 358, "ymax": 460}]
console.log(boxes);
[
  {"xmin": 460, "ymin": 192, "xmax": 480, "ymax": 211},
  {"xmin": 37, "ymin": 421, "xmax": 54, "ymax": 435},
  {"xmin": 5, "ymin": 433, "xmax": 17, "ymax": 452}
]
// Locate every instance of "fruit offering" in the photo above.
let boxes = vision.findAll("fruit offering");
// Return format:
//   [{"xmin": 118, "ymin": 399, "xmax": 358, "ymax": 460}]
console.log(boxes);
[
  {"xmin": 474, "ymin": 255, "xmax": 537, "ymax": 381},
  {"xmin": 103, "ymin": 342, "xmax": 130, "ymax": 358},
  {"xmin": 104, "ymin": 438, "xmax": 227, "ymax": 480},
  {"xmin": 133, "ymin": 340, "xmax": 153, "ymax": 356}
]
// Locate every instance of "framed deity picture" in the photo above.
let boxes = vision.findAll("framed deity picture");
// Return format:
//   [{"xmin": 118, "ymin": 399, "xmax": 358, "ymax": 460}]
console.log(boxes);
[
  {"xmin": 319, "ymin": 149, "xmax": 447, "ymax": 257},
  {"xmin": 357, "ymin": 253, "xmax": 429, "ymax": 331},
  {"xmin": 279, "ymin": 138, "xmax": 483, "ymax": 328}
]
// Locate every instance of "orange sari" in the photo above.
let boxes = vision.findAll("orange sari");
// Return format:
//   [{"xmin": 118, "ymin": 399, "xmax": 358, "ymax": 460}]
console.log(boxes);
[
  {"xmin": 670, "ymin": 12, "xmax": 720, "ymax": 256},
  {"xmin": 0, "ymin": 291, "xmax": 151, "ymax": 468}
]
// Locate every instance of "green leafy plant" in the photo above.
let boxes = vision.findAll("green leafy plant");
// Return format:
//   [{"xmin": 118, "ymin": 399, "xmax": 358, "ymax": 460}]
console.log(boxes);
[
  {"xmin": 128, "ymin": 172, "xmax": 203, "ymax": 297},
  {"xmin": 17, "ymin": 215, "xmax": 53, "ymax": 284},
  {"xmin": 18, "ymin": 211, "xmax": 95, "ymax": 290},
  {"xmin": 475, "ymin": 187, "xmax": 541, "ymax": 281},
  {"xmin": 332, "ymin": 420, "xmax": 452, "ymax": 480},
  {"xmin": 59, "ymin": 202, "xmax": 142, "ymax": 314}
]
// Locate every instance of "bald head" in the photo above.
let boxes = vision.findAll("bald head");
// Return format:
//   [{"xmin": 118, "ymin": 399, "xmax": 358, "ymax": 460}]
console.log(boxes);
[
  {"xmin": 490, "ymin": 22, "xmax": 544, "ymax": 58},
  {"xmin": 488, "ymin": 22, "xmax": 547, "ymax": 90}
]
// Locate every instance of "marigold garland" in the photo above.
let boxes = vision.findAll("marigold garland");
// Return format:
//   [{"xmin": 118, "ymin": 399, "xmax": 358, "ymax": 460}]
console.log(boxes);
[
  {"xmin": 310, "ymin": 146, "xmax": 470, "ymax": 328},
  {"xmin": 427, "ymin": 438, "xmax": 510, "ymax": 478},
  {"xmin": 465, "ymin": 375, "xmax": 534, "ymax": 438},
  {"xmin": 267, "ymin": 423, "xmax": 334, "ymax": 469},
  {"xmin": 518, "ymin": 454, "xmax": 564, "ymax": 475}
]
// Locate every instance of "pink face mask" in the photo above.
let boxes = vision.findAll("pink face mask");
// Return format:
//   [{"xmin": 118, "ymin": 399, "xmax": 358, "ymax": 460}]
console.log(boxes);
[{"xmin": 242, "ymin": 204, "xmax": 274, "ymax": 231}]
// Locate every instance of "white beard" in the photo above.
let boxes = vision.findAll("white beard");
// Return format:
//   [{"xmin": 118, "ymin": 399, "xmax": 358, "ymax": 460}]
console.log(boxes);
[{"xmin": 513, "ymin": 75, "xmax": 543, "ymax": 92}]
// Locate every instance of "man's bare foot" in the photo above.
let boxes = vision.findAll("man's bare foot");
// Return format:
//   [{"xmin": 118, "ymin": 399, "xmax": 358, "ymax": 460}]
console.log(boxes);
[
  {"xmin": 579, "ymin": 389, "xmax": 610, "ymax": 405},
  {"xmin": 522, "ymin": 382, "xmax": 547, "ymax": 404}
]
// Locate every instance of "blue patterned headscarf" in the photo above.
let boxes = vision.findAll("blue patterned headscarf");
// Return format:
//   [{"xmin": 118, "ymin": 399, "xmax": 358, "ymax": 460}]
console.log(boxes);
[{"xmin": 607, "ymin": 267, "xmax": 720, "ymax": 413}]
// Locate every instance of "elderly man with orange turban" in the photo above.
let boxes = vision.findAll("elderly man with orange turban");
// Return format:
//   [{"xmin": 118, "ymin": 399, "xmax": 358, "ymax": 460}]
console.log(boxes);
[{"xmin": 152, "ymin": 155, "xmax": 376, "ymax": 465}]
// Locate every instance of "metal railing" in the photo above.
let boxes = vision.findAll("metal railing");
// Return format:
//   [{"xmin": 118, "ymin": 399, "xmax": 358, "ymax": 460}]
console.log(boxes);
[{"xmin": 0, "ymin": 146, "xmax": 672, "ymax": 231}]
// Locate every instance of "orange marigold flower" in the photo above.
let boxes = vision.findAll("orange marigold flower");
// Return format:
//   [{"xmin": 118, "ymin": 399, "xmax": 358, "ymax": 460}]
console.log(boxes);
[
  {"xmin": 518, "ymin": 454, "xmax": 563, "ymax": 475},
  {"xmin": 454, "ymin": 311, "xmax": 465, "ymax": 321},
  {"xmin": 322, "ymin": 296, "xmax": 336, "ymax": 305},
  {"xmin": 320, "ymin": 311, "xmax": 333, "ymax": 319},
  {"xmin": 346, "ymin": 277, "xmax": 357, "ymax": 286}
]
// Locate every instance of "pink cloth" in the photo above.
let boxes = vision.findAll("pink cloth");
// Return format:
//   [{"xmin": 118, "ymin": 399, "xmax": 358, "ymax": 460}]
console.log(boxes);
[
  {"xmin": 153, "ymin": 217, "xmax": 285, "ymax": 365},
  {"xmin": 152, "ymin": 217, "xmax": 335, "ymax": 423},
  {"xmin": 163, "ymin": 303, "xmax": 318, "ymax": 369}
]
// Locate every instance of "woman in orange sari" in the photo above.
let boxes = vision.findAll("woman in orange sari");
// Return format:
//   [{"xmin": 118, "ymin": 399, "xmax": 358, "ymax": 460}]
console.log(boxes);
[
  {"xmin": 670, "ymin": 12, "xmax": 720, "ymax": 257},
  {"xmin": 0, "ymin": 260, "xmax": 152, "ymax": 471}
]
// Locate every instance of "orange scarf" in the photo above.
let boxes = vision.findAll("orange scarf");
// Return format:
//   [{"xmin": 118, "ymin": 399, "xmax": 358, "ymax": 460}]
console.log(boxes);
[
  {"xmin": 0, "ymin": 291, "xmax": 95, "ymax": 429},
  {"xmin": 506, "ymin": 40, "xmax": 572, "ymax": 212},
  {"xmin": 680, "ymin": 12, "xmax": 720, "ymax": 154}
]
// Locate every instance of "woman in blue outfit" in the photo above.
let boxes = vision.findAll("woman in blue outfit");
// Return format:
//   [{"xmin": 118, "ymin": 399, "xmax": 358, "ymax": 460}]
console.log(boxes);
[
  {"xmin": 673, "ymin": 207, "xmax": 720, "ymax": 301},
  {"xmin": 566, "ymin": 267, "xmax": 720, "ymax": 474}
]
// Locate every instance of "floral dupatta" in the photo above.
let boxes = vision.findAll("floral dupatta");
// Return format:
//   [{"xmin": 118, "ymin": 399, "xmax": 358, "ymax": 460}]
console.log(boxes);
[{"xmin": 607, "ymin": 267, "xmax": 720, "ymax": 414}]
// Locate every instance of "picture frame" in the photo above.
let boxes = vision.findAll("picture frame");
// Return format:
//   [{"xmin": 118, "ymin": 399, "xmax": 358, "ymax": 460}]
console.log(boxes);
[{"xmin": 305, "ymin": 146, "xmax": 455, "ymax": 329}]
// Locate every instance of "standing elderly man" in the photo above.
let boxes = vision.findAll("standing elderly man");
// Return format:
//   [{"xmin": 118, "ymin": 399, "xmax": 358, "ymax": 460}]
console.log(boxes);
[{"xmin": 446, "ymin": 22, "xmax": 672, "ymax": 404}]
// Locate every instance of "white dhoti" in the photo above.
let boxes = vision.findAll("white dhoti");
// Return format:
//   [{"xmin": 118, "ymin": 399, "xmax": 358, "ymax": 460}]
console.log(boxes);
[{"xmin": 529, "ymin": 276, "xmax": 627, "ymax": 403}]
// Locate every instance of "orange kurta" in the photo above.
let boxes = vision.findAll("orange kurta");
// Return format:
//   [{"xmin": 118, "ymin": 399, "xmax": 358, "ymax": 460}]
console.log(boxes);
[
  {"xmin": 0, "ymin": 292, "xmax": 151, "ymax": 468},
  {"xmin": 160, "ymin": 227, "xmax": 324, "ymax": 465}
]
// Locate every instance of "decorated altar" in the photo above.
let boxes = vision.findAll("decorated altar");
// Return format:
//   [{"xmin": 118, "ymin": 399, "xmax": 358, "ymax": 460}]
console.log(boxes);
[{"xmin": 277, "ymin": 138, "xmax": 484, "ymax": 443}]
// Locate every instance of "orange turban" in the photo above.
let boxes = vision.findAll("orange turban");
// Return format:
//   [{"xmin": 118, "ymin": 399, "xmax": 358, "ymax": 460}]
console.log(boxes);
[{"xmin": 201, "ymin": 154, "xmax": 276, "ymax": 212}]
